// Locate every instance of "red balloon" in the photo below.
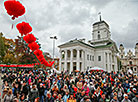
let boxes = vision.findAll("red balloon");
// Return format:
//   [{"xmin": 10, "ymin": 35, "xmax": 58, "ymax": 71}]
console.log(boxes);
[
  {"xmin": 23, "ymin": 34, "xmax": 36, "ymax": 44},
  {"xmin": 16, "ymin": 21, "xmax": 32, "ymax": 36},
  {"xmin": 4, "ymin": 0, "xmax": 25, "ymax": 20},
  {"xmin": 34, "ymin": 49, "xmax": 43, "ymax": 57},
  {"xmin": 28, "ymin": 42, "xmax": 39, "ymax": 51}
]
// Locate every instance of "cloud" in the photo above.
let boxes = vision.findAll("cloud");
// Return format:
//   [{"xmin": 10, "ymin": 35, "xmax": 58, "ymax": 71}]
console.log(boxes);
[{"xmin": 0, "ymin": 0, "xmax": 138, "ymax": 57}]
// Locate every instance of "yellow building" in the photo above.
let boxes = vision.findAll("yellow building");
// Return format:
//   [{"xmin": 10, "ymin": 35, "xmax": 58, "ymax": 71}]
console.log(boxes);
[{"xmin": 119, "ymin": 43, "xmax": 138, "ymax": 74}]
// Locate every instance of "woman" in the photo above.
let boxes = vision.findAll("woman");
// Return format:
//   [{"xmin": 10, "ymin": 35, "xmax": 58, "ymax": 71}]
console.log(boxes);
[{"xmin": 4, "ymin": 89, "xmax": 14, "ymax": 102}]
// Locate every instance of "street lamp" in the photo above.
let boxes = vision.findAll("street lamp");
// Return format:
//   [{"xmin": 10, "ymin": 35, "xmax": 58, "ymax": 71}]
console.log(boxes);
[{"xmin": 50, "ymin": 36, "xmax": 57, "ymax": 64}]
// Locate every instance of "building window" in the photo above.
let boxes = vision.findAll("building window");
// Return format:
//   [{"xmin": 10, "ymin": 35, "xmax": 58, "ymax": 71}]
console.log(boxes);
[
  {"xmin": 87, "ymin": 54, "xmax": 89, "ymax": 60},
  {"xmin": 92, "ymin": 56, "xmax": 94, "ymax": 61},
  {"xmin": 90, "ymin": 55, "xmax": 91, "ymax": 61},
  {"xmin": 98, "ymin": 56, "xmax": 101, "ymax": 61},
  {"xmin": 129, "ymin": 61, "xmax": 132, "ymax": 65},
  {"xmin": 98, "ymin": 34, "xmax": 100, "ymax": 40},
  {"xmin": 134, "ymin": 68, "xmax": 137, "ymax": 71},
  {"xmin": 98, "ymin": 31, "xmax": 100, "ymax": 33},
  {"xmin": 121, "ymin": 55, "xmax": 123, "ymax": 58}
]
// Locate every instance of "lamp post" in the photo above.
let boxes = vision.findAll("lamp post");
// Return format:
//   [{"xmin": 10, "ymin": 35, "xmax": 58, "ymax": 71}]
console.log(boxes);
[{"xmin": 50, "ymin": 36, "xmax": 57, "ymax": 67}]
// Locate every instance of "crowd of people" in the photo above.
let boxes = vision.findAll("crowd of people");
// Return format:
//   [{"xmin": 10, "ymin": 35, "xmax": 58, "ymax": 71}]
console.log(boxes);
[{"xmin": 0, "ymin": 68, "xmax": 138, "ymax": 102}]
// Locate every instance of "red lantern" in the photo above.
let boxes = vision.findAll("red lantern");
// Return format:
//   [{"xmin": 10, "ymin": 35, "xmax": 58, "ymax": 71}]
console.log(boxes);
[
  {"xmin": 34, "ymin": 49, "xmax": 43, "ymax": 57},
  {"xmin": 23, "ymin": 34, "xmax": 36, "ymax": 44},
  {"xmin": 37, "ymin": 54, "xmax": 44, "ymax": 60},
  {"xmin": 28, "ymin": 42, "xmax": 39, "ymax": 51},
  {"xmin": 16, "ymin": 21, "xmax": 32, "ymax": 36},
  {"xmin": 4, "ymin": 0, "xmax": 25, "ymax": 20}
]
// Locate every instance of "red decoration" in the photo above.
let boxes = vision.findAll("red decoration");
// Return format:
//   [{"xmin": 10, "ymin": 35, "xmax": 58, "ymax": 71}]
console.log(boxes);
[
  {"xmin": 28, "ymin": 42, "xmax": 39, "ymax": 51},
  {"xmin": 16, "ymin": 21, "xmax": 32, "ymax": 36},
  {"xmin": 23, "ymin": 34, "xmax": 36, "ymax": 44},
  {"xmin": 4, "ymin": 0, "xmax": 25, "ymax": 20},
  {"xmin": 34, "ymin": 49, "xmax": 43, "ymax": 57}
]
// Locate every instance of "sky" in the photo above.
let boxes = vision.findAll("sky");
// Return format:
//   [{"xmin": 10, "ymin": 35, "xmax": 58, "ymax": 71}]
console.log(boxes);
[{"xmin": 0, "ymin": 0, "xmax": 138, "ymax": 57}]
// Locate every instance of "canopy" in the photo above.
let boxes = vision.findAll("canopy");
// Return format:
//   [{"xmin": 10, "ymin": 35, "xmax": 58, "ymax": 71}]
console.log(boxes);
[{"xmin": 89, "ymin": 66, "xmax": 104, "ymax": 71}]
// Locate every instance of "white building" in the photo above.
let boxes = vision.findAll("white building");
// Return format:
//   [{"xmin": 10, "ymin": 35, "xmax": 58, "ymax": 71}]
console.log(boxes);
[{"xmin": 58, "ymin": 20, "xmax": 118, "ymax": 73}]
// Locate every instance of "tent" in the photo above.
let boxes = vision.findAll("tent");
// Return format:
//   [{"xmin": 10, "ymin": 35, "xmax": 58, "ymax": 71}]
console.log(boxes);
[{"xmin": 88, "ymin": 66, "xmax": 104, "ymax": 72}]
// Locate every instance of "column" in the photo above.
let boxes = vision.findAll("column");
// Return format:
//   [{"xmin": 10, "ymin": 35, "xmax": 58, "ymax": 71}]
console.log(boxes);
[
  {"xmin": 59, "ymin": 50, "xmax": 62, "ymax": 71},
  {"xmin": 70, "ymin": 49, "xmax": 73, "ymax": 73},
  {"xmin": 64, "ymin": 50, "xmax": 67, "ymax": 72},
  {"xmin": 107, "ymin": 53, "xmax": 110, "ymax": 72},
  {"xmin": 81, "ymin": 50, "xmax": 84, "ymax": 72},
  {"xmin": 77, "ymin": 49, "xmax": 80, "ymax": 71}
]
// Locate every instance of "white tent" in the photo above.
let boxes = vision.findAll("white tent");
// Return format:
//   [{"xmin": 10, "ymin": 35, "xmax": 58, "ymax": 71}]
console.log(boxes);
[{"xmin": 88, "ymin": 66, "xmax": 104, "ymax": 71}]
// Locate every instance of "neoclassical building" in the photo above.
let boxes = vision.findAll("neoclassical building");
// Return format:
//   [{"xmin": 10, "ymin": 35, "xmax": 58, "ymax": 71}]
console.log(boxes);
[
  {"xmin": 119, "ymin": 44, "xmax": 138, "ymax": 74},
  {"xmin": 58, "ymin": 20, "xmax": 118, "ymax": 73}
]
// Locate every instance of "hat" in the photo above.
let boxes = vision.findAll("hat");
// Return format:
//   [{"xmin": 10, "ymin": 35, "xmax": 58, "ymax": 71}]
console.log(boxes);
[
  {"xmin": 40, "ymin": 83, "xmax": 43, "ymax": 86},
  {"xmin": 133, "ymin": 88, "xmax": 137, "ymax": 91},
  {"xmin": 124, "ymin": 94, "xmax": 128, "ymax": 97},
  {"xmin": 90, "ymin": 82, "xmax": 93, "ymax": 84}
]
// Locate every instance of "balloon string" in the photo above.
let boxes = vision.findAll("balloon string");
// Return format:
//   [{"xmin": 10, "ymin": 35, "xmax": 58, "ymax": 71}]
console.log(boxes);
[
  {"xmin": 24, "ymin": 15, "xmax": 27, "ymax": 21},
  {"xmin": 12, "ymin": 23, "xmax": 14, "ymax": 29}
]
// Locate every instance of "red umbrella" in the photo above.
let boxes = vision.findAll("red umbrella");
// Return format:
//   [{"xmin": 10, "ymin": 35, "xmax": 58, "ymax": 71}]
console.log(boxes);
[{"xmin": 4, "ymin": 0, "xmax": 25, "ymax": 20}]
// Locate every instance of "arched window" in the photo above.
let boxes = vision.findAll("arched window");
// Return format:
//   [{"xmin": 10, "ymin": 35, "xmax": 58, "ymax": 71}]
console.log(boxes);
[{"xmin": 98, "ymin": 34, "xmax": 100, "ymax": 40}]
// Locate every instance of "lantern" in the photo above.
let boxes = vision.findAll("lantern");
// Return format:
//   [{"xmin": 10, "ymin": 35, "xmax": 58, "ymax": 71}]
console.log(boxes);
[{"xmin": 4, "ymin": 0, "xmax": 25, "ymax": 20}]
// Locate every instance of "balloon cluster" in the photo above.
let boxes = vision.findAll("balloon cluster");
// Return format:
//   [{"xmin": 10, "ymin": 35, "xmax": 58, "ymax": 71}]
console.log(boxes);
[{"xmin": 4, "ymin": 0, "xmax": 54, "ymax": 67}]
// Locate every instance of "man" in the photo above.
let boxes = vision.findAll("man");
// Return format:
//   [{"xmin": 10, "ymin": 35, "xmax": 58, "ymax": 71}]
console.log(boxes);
[
  {"xmin": 132, "ymin": 92, "xmax": 138, "ymax": 102},
  {"xmin": 110, "ymin": 95, "xmax": 119, "ymax": 102},
  {"xmin": 21, "ymin": 81, "xmax": 29, "ymax": 99},
  {"xmin": 128, "ymin": 88, "xmax": 137, "ymax": 101},
  {"xmin": 38, "ymin": 83, "xmax": 45, "ymax": 102},
  {"xmin": 121, "ymin": 94, "xmax": 131, "ymax": 102},
  {"xmin": 99, "ymin": 93, "xmax": 106, "ymax": 102},
  {"xmin": 45, "ymin": 92, "xmax": 54, "ymax": 102}
]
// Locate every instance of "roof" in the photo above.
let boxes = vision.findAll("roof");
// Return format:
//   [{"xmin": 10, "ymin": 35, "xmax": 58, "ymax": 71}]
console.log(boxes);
[
  {"xmin": 94, "ymin": 43, "xmax": 113, "ymax": 48},
  {"xmin": 58, "ymin": 39, "xmax": 114, "ymax": 49},
  {"xmin": 93, "ymin": 20, "xmax": 109, "ymax": 28},
  {"xmin": 58, "ymin": 39, "xmax": 94, "ymax": 48}
]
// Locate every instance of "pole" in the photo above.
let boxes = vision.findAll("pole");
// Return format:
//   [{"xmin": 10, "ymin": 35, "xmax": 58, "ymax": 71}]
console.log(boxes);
[{"xmin": 53, "ymin": 39, "xmax": 55, "ymax": 61}]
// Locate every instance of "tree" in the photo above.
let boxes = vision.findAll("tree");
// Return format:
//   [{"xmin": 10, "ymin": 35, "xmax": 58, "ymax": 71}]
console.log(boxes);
[{"xmin": 0, "ymin": 33, "xmax": 6, "ymax": 63}]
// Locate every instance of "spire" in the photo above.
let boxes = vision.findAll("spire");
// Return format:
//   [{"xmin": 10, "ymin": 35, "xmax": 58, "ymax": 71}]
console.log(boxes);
[{"xmin": 98, "ymin": 12, "xmax": 102, "ymax": 21}]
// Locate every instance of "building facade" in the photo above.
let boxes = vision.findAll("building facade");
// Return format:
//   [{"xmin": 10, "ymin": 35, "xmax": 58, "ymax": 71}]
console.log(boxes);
[
  {"xmin": 119, "ymin": 44, "xmax": 138, "ymax": 74},
  {"xmin": 58, "ymin": 20, "xmax": 118, "ymax": 73}
]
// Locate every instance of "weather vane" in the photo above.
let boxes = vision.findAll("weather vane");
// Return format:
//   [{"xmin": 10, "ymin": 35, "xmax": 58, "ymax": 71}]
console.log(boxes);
[{"xmin": 98, "ymin": 12, "xmax": 102, "ymax": 21}]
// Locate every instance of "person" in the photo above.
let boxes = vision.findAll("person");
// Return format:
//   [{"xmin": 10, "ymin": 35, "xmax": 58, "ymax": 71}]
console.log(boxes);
[
  {"xmin": 55, "ymin": 94, "xmax": 64, "ymax": 102},
  {"xmin": 128, "ymin": 88, "xmax": 137, "ymax": 101},
  {"xmin": 4, "ymin": 89, "xmax": 14, "ymax": 102},
  {"xmin": 80, "ymin": 95, "xmax": 91, "ymax": 102},
  {"xmin": 45, "ymin": 92, "xmax": 54, "ymax": 102},
  {"xmin": 99, "ymin": 93, "xmax": 106, "ymax": 102},
  {"xmin": 110, "ymin": 95, "xmax": 119, "ymax": 102},
  {"xmin": 29, "ymin": 85, "xmax": 39, "ymax": 102},
  {"xmin": 132, "ymin": 92, "xmax": 138, "ymax": 102},
  {"xmin": 121, "ymin": 94, "xmax": 131, "ymax": 102},
  {"xmin": 67, "ymin": 93, "xmax": 76, "ymax": 102},
  {"xmin": 21, "ymin": 81, "xmax": 29, "ymax": 99},
  {"xmin": 63, "ymin": 91, "xmax": 69, "ymax": 102},
  {"xmin": 38, "ymin": 83, "xmax": 45, "ymax": 102}
]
